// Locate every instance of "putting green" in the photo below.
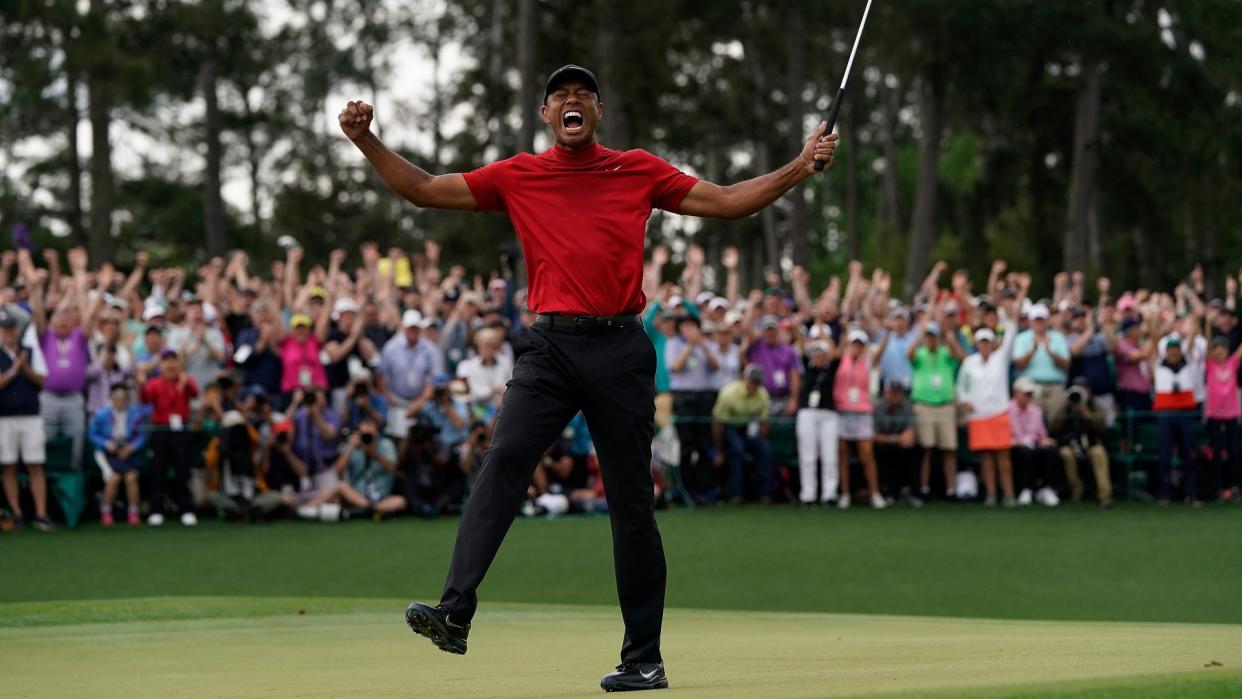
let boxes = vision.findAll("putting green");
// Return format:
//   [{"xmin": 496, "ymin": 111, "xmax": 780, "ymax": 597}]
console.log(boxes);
[{"xmin": 2, "ymin": 597, "xmax": 1239, "ymax": 698}]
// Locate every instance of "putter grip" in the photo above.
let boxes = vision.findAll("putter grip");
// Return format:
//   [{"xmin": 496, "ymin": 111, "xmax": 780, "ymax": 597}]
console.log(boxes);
[{"xmin": 813, "ymin": 86, "xmax": 846, "ymax": 172}]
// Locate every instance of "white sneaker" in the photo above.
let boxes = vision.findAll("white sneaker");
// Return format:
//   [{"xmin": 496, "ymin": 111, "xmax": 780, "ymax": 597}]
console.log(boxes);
[
  {"xmin": 319, "ymin": 503, "xmax": 342, "ymax": 522},
  {"xmin": 838, "ymin": 495, "xmax": 851, "ymax": 510},
  {"xmin": 180, "ymin": 512, "xmax": 198, "ymax": 527},
  {"xmin": 1017, "ymin": 489, "xmax": 1033, "ymax": 506},
  {"xmin": 296, "ymin": 505, "xmax": 320, "ymax": 520},
  {"xmin": 1036, "ymin": 487, "xmax": 1060, "ymax": 507},
  {"xmin": 147, "ymin": 513, "xmax": 165, "ymax": 527},
  {"xmin": 945, "ymin": 488, "xmax": 957, "ymax": 500},
  {"xmin": 870, "ymin": 492, "xmax": 888, "ymax": 510}
]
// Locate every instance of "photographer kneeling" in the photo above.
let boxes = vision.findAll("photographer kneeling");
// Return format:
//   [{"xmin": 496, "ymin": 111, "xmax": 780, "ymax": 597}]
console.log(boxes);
[
  {"xmin": 297, "ymin": 417, "xmax": 405, "ymax": 520},
  {"xmin": 398, "ymin": 376, "xmax": 472, "ymax": 517},
  {"xmin": 1055, "ymin": 380, "xmax": 1113, "ymax": 507}
]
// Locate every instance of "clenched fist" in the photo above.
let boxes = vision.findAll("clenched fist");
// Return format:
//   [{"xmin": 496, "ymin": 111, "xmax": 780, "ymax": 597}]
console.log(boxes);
[{"xmin": 339, "ymin": 100, "xmax": 374, "ymax": 141}]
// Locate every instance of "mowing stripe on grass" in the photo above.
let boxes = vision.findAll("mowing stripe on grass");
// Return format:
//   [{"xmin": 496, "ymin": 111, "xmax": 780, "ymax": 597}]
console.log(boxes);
[
  {"xmin": 1, "ymin": 598, "xmax": 1240, "ymax": 698},
  {"xmin": 3, "ymin": 505, "xmax": 1241, "ymax": 625}
]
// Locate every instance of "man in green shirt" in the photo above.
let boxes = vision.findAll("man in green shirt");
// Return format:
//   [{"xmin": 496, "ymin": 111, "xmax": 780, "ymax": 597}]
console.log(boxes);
[
  {"xmin": 906, "ymin": 318, "xmax": 966, "ymax": 499},
  {"xmin": 712, "ymin": 364, "xmax": 772, "ymax": 503}
]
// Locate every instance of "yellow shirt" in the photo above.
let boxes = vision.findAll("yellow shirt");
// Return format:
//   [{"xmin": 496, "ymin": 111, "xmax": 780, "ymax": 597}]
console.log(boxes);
[{"xmin": 712, "ymin": 380, "xmax": 770, "ymax": 425}]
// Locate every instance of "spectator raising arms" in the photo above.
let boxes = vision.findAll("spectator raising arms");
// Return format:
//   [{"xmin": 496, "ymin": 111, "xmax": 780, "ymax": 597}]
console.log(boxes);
[
  {"xmin": 1153, "ymin": 335, "xmax": 1201, "ymax": 506},
  {"xmin": 795, "ymin": 341, "xmax": 840, "ymax": 507},
  {"xmin": 906, "ymin": 312, "xmax": 965, "ymax": 499},
  {"xmin": 833, "ymin": 327, "xmax": 890, "ymax": 510},
  {"xmin": 957, "ymin": 284, "xmax": 1024, "ymax": 506},
  {"xmin": 1203, "ymin": 335, "xmax": 1242, "ymax": 500}
]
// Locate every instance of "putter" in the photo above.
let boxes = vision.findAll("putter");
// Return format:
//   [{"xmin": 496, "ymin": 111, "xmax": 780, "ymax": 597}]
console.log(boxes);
[{"xmin": 814, "ymin": 0, "xmax": 874, "ymax": 171}]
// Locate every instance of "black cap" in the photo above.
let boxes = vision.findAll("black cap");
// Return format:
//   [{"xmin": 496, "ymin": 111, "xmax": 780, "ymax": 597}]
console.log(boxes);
[
  {"xmin": 544, "ymin": 65, "xmax": 600, "ymax": 104},
  {"xmin": 0, "ymin": 311, "xmax": 16, "ymax": 328}
]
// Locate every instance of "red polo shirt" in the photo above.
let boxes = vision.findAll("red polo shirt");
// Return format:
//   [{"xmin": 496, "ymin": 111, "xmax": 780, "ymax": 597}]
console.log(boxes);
[
  {"xmin": 140, "ymin": 374, "xmax": 199, "ymax": 425},
  {"xmin": 463, "ymin": 143, "xmax": 699, "ymax": 316}
]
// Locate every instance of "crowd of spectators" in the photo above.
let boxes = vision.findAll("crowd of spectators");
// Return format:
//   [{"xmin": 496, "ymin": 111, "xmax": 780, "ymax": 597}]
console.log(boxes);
[{"xmin": 1, "ymin": 240, "xmax": 1237, "ymax": 532}]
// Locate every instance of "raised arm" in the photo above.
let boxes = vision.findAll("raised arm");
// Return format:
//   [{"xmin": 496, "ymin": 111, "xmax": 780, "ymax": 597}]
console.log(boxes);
[
  {"xmin": 679, "ymin": 124, "xmax": 837, "ymax": 220},
  {"xmin": 340, "ymin": 101, "xmax": 476, "ymax": 211}
]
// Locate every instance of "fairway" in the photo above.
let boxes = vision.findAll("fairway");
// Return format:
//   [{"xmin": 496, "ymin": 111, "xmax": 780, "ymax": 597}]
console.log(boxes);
[
  {"xmin": 2, "ymin": 597, "xmax": 1241, "ymax": 698},
  {"xmin": 3, "ymin": 506, "xmax": 1242, "ymax": 697}
]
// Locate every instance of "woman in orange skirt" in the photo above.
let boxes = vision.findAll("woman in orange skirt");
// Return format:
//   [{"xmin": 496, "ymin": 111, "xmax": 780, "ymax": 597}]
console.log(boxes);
[{"xmin": 956, "ymin": 322, "xmax": 1019, "ymax": 507}]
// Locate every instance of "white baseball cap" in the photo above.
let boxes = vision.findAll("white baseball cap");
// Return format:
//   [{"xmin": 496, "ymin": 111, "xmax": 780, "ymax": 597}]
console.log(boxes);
[
  {"xmin": 1028, "ymin": 304, "xmax": 1050, "ymax": 320},
  {"xmin": 142, "ymin": 302, "xmax": 166, "ymax": 322},
  {"xmin": 1013, "ymin": 377, "xmax": 1037, "ymax": 394},
  {"xmin": 974, "ymin": 328, "xmax": 997, "ymax": 344},
  {"xmin": 847, "ymin": 328, "xmax": 870, "ymax": 345},
  {"xmin": 332, "ymin": 298, "xmax": 360, "ymax": 320},
  {"xmin": 401, "ymin": 309, "xmax": 424, "ymax": 328},
  {"xmin": 707, "ymin": 297, "xmax": 731, "ymax": 312}
]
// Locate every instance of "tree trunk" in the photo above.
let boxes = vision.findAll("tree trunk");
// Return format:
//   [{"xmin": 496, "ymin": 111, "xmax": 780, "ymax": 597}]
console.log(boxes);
[
  {"xmin": 429, "ymin": 21, "xmax": 444, "ymax": 170},
  {"xmin": 65, "ymin": 65, "xmax": 85, "ymax": 245},
  {"xmin": 487, "ymin": 0, "xmax": 508, "ymax": 155},
  {"xmin": 784, "ymin": 2, "xmax": 809, "ymax": 267},
  {"xmin": 903, "ymin": 71, "xmax": 945, "ymax": 297},
  {"xmin": 880, "ymin": 80, "xmax": 902, "ymax": 236},
  {"xmin": 201, "ymin": 56, "xmax": 227, "ymax": 257},
  {"xmin": 596, "ymin": 0, "xmax": 631, "ymax": 150},
  {"xmin": 86, "ymin": 5, "xmax": 114, "ymax": 260},
  {"xmin": 743, "ymin": 25, "xmax": 780, "ymax": 277},
  {"xmin": 843, "ymin": 109, "xmax": 860, "ymax": 261},
  {"xmin": 516, "ymin": 0, "xmax": 537, "ymax": 154},
  {"xmin": 241, "ymin": 95, "xmax": 263, "ymax": 227},
  {"xmin": 1064, "ymin": 61, "xmax": 1102, "ymax": 274}
]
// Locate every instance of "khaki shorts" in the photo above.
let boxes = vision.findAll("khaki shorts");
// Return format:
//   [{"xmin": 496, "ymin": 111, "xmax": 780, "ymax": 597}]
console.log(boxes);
[
  {"xmin": 0, "ymin": 416, "xmax": 47, "ymax": 465},
  {"xmin": 914, "ymin": 403, "xmax": 958, "ymax": 450}
]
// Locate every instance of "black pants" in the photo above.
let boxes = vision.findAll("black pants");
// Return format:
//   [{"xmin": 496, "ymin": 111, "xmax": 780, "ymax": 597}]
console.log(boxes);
[
  {"xmin": 149, "ymin": 430, "xmax": 192, "ymax": 516},
  {"xmin": 440, "ymin": 323, "xmax": 666, "ymax": 664},
  {"xmin": 874, "ymin": 443, "xmax": 918, "ymax": 496},
  {"xmin": 1011, "ymin": 445, "xmax": 1059, "ymax": 492},
  {"xmin": 1206, "ymin": 419, "xmax": 1238, "ymax": 492},
  {"xmin": 672, "ymin": 390, "xmax": 717, "ymax": 498}
]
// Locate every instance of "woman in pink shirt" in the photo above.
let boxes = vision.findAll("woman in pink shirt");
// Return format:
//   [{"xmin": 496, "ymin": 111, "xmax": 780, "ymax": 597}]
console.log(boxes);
[
  {"xmin": 833, "ymin": 327, "xmax": 890, "ymax": 510},
  {"xmin": 1204, "ymin": 336, "xmax": 1242, "ymax": 500},
  {"xmin": 281, "ymin": 313, "xmax": 329, "ymax": 394}
]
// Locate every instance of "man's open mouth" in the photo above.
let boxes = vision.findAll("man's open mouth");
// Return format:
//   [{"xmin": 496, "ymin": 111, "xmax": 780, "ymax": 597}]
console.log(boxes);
[{"xmin": 562, "ymin": 110, "xmax": 584, "ymax": 131}]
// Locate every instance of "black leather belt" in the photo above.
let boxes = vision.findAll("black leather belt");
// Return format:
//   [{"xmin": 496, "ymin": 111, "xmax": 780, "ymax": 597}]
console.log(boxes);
[{"xmin": 534, "ymin": 313, "xmax": 642, "ymax": 333}]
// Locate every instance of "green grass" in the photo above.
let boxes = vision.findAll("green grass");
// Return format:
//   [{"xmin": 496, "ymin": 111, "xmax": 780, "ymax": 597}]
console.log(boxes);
[
  {"xmin": 1, "ymin": 597, "xmax": 1240, "ymax": 698},
  {"xmin": 3, "ymin": 504, "xmax": 1241, "ymax": 697},
  {"xmin": 3, "ymin": 504, "xmax": 1241, "ymax": 624}
]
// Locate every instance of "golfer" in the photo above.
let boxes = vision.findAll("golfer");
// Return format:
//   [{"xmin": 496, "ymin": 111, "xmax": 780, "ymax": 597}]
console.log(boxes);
[{"xmin": 340, "ymin": 64, "xmax": 837, "ymax": 692}]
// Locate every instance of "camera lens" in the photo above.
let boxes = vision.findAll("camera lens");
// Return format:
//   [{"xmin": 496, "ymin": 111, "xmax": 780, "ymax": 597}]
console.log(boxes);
[{"xmin": 361, "ymin": 432, "xmax": 374, "ymax": 445}]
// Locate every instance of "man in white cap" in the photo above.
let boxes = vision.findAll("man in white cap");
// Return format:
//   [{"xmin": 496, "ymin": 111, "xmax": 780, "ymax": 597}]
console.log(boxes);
[
  {"xmin": 379, "ymin": 309, "xmax": 442, "ymax": 440},
  {"xmin": 324, "ymin": 297, "xmax": 378, "ymax": 417},
  {"xmin": 1012, "ymin": 303, "xmax": 1071, "ymax": 423}
]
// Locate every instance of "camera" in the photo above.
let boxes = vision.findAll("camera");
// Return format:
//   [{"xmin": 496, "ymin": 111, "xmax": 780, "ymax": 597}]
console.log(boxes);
[
  {"xmin": 275, "ymin": 432, "xmax": 290, "ymax": 445},
  {"xmin": 352, "ymin": 382, "xmax": 370, "ymax": 399},
  {"xmin": 361, "ymin": 431, "xmax": 375, "ymax": 445},
  {"xmin": 1067, "ymin": 386, "xmax": 1089, "ymax": 406}
]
